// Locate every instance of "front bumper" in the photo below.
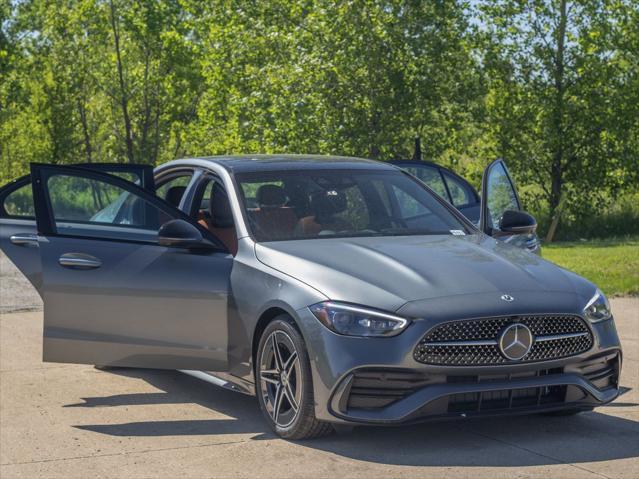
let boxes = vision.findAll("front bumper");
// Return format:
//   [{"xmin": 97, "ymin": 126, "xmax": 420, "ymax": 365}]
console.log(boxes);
[{"xmin": 296, "ymin": 307, "xmax": 622, "ymax": 424}]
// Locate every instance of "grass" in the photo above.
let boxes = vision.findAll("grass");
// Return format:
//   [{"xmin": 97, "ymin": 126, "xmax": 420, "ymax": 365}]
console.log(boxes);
[{"xmin": 542, "ymin": 236, "xmax": 639, "ymax": 297}]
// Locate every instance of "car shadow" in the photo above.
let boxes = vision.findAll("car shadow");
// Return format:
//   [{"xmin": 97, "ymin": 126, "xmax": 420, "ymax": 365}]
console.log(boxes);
[{"xmin": 70, "ymin": 368, "xmax": 639, "ymax": 467}]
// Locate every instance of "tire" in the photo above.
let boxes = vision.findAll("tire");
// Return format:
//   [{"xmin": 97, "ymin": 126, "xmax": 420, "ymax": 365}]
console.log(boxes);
[{"xmin": 255, "ymin": 315, "xmax": 333, "ymax": 439}]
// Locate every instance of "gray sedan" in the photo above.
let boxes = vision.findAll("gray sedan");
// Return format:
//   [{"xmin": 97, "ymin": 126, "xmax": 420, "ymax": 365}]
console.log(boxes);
[{"xmin": 0, "ymin": 156, "xmax": 621, "ymax": 439}]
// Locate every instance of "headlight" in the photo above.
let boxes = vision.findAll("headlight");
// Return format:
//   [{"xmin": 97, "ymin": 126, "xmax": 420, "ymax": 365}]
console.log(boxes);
[
  {"xmin": 583, "ymin": 289, "xmax": 612, "ymax": 323},
  {"xmin": 309, "ymin": 302, "xmax": 410, "ymax": 337}
]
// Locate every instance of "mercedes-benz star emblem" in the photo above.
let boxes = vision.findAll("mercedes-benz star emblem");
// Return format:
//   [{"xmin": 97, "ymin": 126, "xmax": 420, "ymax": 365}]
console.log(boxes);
[
  {"xmin": 500, "ymin": 294, "xmax": 515, "ymax": 302},
  {"xmin": 498, "ymin": 324, "xmax": 533, "ymax": 360}
]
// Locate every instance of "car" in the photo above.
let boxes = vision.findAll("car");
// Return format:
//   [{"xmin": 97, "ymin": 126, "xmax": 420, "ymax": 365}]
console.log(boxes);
[
  {"xmin": 389, "ymin": 159, "xmax": 541, "ymax": 253},
  {"xmin": 0, "ymin": 155, "xmax": 621, "ymax": 439}
]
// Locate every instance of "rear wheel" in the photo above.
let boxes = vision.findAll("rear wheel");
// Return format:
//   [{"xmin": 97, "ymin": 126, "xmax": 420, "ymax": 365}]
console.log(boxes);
[{"xmin": 256, "ymin": 315, "xmax": 333, "ymax": 439}]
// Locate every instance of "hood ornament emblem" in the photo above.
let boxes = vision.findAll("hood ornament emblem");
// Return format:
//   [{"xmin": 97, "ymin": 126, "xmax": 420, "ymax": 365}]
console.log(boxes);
[{"xmin": 501, "ymin": 294, "xmax": 515, "ymax": 302}]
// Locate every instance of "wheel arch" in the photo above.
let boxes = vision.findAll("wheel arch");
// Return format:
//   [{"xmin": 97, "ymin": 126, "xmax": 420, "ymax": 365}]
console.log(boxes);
[{"xmin": 251, "ymin": 303, "xmax": 301, "ymax": 373}]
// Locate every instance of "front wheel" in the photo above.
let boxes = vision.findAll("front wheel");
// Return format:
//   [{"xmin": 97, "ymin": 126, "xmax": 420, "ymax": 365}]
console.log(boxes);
[{"xmin": 256, "ymin": 315, "xmax": 333, "ymax": 439}]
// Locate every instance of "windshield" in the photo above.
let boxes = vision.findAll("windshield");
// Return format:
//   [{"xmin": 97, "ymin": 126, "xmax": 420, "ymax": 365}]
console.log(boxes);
[{"xmin": 235, "ymin": 169, "xmax": 472, "ymax": 241}]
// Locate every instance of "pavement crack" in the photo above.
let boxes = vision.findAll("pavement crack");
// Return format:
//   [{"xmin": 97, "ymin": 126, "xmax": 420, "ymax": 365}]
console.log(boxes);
[{"xmin": 0, "ymin": 439, "xmax": 247, "ymax": 467}]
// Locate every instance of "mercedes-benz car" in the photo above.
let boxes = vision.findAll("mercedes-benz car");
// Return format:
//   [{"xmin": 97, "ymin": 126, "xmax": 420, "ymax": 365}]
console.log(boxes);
[{"xmin": 0, "ymin": 156, "xmax": 621, "ymax": 439}]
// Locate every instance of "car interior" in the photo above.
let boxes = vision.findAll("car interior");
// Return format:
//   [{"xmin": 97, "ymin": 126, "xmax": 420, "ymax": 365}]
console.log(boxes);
[
  {"xmin": 193, "ymin": 178, "xmax": 238, "ymax": 255},
  {"xmin": 235, "ymin": 172, "xmax": 465, "ymax": 242},
  {"xmin": 164, "ymin": 185, "xmax": 187, "ymax": 208},
  {"xmin": 244, "ymin": 180, "xmax": 361, "ymax": 241},
  {"xmin": 149, "ymin": 169, "xmax": 468, "ymax": 254}
]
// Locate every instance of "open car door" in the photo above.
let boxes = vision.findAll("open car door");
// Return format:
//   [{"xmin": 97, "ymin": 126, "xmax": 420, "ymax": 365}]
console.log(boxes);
[
  {"xmin": 480, "ymin": 159, "xmax": 540, "ymax": 254},
  {"xmin": 26, "ymin": 163, "xmax": 232, "ymax": 370},
  {"xmin": 0, "ymin": 163, "xmax": 156, "ymax": 293}
]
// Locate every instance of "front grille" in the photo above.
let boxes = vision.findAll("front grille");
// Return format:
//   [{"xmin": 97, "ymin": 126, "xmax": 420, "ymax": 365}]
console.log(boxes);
[
  {"xmin": 447, "ymin": 384, "xmax": 567, "ymax": 413},
  {"xmin": 445, "ymin": 369, "xmax": 566, "ymax": 413},
  {"xmin": 414, "ymin": 315, "xmax": 593, "ymax": 366}
]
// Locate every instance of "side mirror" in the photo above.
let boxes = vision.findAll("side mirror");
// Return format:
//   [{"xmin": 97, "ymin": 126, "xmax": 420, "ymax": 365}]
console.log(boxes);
[
  {"xmin": 498, "ymin": 210, "xmax": 537, "ymax": 235},
  {"xmin": 158, "ymin": 219, "xmax": 216, "ymax": 250}
]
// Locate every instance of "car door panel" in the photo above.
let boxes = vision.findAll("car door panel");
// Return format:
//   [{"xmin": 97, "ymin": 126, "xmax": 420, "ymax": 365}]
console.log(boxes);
[
  {"xmin": 0, "ymin": 164, "xmax": 156, "ymax": 294},
  {"xmin": 40, "ymin": 235, "xmax": 231, "ymax": 369},
  {"xmin": 480, "ymin": 159, "xmax": 540, "ymax": 254},
  {"xmin": 0, "ymin": 218, "xmax": 41, "ymax": 291},
  {"xmin": 0, "ymin": 176, "xmax": 41, "ymax": 291},
  {"xmin": 30, "ymin": 163, "xmax": 231, "ymax": 370}
]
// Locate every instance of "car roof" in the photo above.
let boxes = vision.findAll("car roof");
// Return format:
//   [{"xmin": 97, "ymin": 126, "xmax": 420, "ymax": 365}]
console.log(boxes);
[
  {"xmin": 174, "ymin": 154, "xmax": 398, "ymax": 173},
  {"xmin": 388, "ymin": 159, "xmax": 441, "ymax": 168}
]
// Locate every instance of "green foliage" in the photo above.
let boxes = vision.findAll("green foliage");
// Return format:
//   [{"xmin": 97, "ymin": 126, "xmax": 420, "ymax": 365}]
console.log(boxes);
[
  {"xmin": 1, "ymin": 0, "xmax": 637, "ymax": 239},
  {"xmin": 534, "ymin": 192, "xmax": 639, "ymax": 241},
  {"xmin": 543, "ymin": 236, "xmax": 639, "ymax": 296},
  {"xmin": 474, "ymin": 0, "xmax": 639, "ymax": 235}
]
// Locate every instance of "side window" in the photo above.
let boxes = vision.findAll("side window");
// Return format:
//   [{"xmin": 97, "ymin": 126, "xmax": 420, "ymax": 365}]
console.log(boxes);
[
  {"xmin": 46, "ymin": 173, "xmax": 175, "ymax": 241},
  {"xmin": 442, "ymin": 171, "xmax": 473, "ymax": 207},
  {"xmin": 156, "ymin": 173, "xmax": 192, "ymax": 208},
  {"xmin": 3, "ymin": 182, "xmax": 35, "ymax": 218},
  {"xmin": 405, "ymin": 166, "xmax": 448, "ymax": 200},
  {"xmin": 486, "ymin": 163, "xmax": 519, "ymax": 228}
]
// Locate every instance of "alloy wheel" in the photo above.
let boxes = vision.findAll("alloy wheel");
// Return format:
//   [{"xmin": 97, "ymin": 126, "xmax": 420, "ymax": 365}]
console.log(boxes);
[{"xmin": 259, "ymin": 330, "xmax": 302, "ymax": 428}]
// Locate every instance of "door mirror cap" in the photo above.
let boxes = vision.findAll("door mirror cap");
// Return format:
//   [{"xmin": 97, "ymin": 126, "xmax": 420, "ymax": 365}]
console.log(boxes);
[
  {"xmin": 158, "ymin": 219, "xmax": 217, "ymax": 250},
  {"xmin": 498, "ymin": 210, "xmax": 537, "ymax": 235}
]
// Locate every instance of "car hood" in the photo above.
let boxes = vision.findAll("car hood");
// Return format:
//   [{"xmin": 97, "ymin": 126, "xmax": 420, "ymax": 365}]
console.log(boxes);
[{"xmin": 254, "ymin": 234, "xmax": 596, "ymax": 315}]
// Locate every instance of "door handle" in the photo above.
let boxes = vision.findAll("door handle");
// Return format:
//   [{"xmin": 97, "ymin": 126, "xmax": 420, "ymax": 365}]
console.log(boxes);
[
  {"xmin": 10, "ymin": 233, "xmax": 38, "ymax": 247},
  {"xmin": 58, "ymin": 253, "xmax": 102, "ymax": 270}
]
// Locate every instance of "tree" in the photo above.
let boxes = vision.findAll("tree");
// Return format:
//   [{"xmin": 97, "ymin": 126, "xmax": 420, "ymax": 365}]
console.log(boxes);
[
  {"xmin": 189, "ymin": 1, "xmax": 478, "ymax": 162},
  {"xmin": 477, "ymin": 0, "xmax": 639, "ymax": 239}
]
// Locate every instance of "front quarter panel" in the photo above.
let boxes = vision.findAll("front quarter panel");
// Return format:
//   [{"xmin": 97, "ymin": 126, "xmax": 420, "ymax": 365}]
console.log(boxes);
[{"xmin": 227, "ymin": 237, "xmax": 328, "ymax": 381}]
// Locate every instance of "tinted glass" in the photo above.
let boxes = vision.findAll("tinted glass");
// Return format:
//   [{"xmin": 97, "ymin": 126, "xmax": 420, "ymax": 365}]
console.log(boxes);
[
  {"xmin": 486, "ymin": 163, "xmax": 520, "ymax": 228},
  {"xmin": 236, "ymin": 169, "xmax": 469, "ymax": 241},
  {"xmin": 3, "ymin": 183, "xmax": 34, "ymax": 218},
  {"xmin": 46, "ymin": 174, "xmax": 173, "ymax": 239},
  {"xmin": 442, "ymin": 171, "xmax": 473, "ymax": 207},
  {"xmin": 156, "ymin": 174, "xmax": 192, "ymax": 207},
  {"xmin": 1, "ymin": 170, "xmax": 146, "ymax": 220},
  {"xmin": 404, "ymin": 165, "xmax": 448, "ymax": 199}
]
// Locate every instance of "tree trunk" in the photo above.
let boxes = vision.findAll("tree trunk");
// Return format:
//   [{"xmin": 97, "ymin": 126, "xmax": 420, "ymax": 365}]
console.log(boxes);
[
  {"xmin": 109, "ymin": 0, "xmax": 135, "ymax": 164},
  {"xmin": 78, "ymin": 98, "xmax": 93, "ymax": 164},
  {"xmin": 547, "ymin": 0, "xmax": 568, "ymax": 243},
  {"xmin": 78, "ymin": 98, "xmax": 104, "ymax": 208}
]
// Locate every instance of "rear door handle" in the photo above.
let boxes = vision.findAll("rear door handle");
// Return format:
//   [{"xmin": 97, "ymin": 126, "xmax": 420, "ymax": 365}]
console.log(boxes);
[
  {"xmin": 58, "ymin": 253, "xmax": 102, "ymax": 270},
  {"xmin": 10, "ymin": 233, "xmax": 38, "ymax": 247}
]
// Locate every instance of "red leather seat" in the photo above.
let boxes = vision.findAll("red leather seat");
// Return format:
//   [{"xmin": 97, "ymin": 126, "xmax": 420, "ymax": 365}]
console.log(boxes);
[
  {"xmin": 247, "ymin": 185, "xmax": 297, "ymax": 240},
  {"xmin": 295, "ymin": 189, "xmax": 351, "ymax": 236}
]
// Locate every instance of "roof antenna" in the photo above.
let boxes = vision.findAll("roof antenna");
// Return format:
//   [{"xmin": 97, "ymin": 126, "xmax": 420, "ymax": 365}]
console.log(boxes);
[{"xmin": 412, "ymin": 137, "xmax": 422, "ymax": 161}]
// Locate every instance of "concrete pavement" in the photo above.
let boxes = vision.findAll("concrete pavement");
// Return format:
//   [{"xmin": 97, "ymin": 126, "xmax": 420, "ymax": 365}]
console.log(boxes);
[{"xmin": 0, "ymin": 298, "xmax": 637, "ymax": 478}]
